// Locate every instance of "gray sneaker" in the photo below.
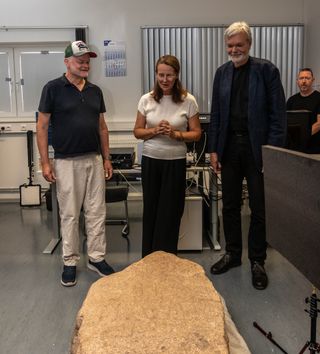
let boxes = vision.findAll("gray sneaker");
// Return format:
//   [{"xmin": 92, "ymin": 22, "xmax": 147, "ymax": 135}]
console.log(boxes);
[
  {"xmin": 61, "ymin": 265, "xmax": 77, "ymax": 287},
  {"xmin": 87, "ymin": 259, "xmax": 115, "ymax": 276}
]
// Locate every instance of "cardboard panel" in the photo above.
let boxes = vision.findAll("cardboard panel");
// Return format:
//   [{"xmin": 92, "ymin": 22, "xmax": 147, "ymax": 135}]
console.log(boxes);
[{"xmin": 263, "ymin": 146, "xmax": 320, "ymax": 289}]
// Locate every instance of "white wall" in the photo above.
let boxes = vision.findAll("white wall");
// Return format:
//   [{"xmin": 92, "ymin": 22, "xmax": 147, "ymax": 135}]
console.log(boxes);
[
  {"xmin": 0, "ymin": 0, "xmax": 308, "ymax": 199},
  {"xmin": 0, "ymin": 0, "xmax": 304, "ymax": 124}
]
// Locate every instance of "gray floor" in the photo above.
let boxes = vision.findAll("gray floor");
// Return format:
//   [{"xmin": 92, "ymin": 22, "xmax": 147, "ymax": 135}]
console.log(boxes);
[{"xmin": 0, "ymin": 200, "xmax": 318, "ymax": 354}]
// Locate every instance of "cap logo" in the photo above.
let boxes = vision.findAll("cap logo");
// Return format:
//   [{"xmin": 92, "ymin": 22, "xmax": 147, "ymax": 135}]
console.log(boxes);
[
  {"xmin": 76, "ymin": 41, "xmax": 88, "ymax": 51},
  {"xmin": 65, "ymin": 41, "xmax": 97, "ymax": 58}
]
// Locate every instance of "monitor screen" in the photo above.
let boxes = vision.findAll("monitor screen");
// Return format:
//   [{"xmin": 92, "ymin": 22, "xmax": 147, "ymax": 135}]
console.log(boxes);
[
  {"xmin": 186, "ymin": 113, "xmax": 210, "ymax": 164},
  {"xmin": 286, "ymin": 110, "xmax": 312, "ymax": 153}
]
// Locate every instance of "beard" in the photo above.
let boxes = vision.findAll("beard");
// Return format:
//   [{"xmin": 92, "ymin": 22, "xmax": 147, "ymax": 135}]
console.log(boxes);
[{"xmin": 230, "ymin": 53, "xmax": 249, "ymax": 67}]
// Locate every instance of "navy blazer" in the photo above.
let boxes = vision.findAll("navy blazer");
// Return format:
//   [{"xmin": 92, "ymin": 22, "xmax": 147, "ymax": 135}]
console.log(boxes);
[{"xmin": 208, "ymin": 57, "xmax": 287, "ymax": 170}]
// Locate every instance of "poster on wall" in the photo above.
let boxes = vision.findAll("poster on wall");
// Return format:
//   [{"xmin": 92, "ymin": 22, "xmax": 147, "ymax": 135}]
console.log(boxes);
[{"xmin": 104, "ymin": 40, "xmax": 127, "ymax": 77}]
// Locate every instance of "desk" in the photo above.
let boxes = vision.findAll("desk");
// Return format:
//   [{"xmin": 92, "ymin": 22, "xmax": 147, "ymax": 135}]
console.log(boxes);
[
  {"xmin": 112, "ymin": 165, "xmax": 220, "ymax": 250},
  {"xmin": 43, "ymin": 165, "xmax": 220, "ymax": 254},
  {"xmin": 186, "ymin": 165, "xmax": 220, "ymax": 250}
]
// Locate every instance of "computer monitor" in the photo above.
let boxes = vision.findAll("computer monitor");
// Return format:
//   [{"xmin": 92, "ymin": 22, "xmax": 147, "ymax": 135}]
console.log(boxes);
[
  {"xmin": 286, "ymin": 110, "xmax": 313, "ymax": 153},
  {"xmin": 186, "ymin": 113, "xmax": 210, "ymax": 164}
]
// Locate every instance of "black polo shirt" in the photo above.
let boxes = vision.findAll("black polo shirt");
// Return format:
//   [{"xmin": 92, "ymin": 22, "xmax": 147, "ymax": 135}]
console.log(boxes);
[{"xmin": 38, "ymin": 74, "xmax": 106, "ymax": 158}]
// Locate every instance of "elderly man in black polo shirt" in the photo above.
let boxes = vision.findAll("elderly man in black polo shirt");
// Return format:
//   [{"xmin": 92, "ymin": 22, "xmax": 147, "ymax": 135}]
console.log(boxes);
[{"xmin": 37, "ymin": 41, "xmax": 114, "ymax": 287}]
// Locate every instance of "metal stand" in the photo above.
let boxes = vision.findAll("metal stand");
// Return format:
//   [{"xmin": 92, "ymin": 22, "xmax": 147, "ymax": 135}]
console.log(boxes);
[
  {"xmin": 198, "ymin": 167, "xmax": 220, "ymax": 250},
  {"xmin": 253, "ymin": 289, "xmax": 320, "ymax": 354},
  {"xmin": 299, "ymin": 289, "xmax": 320, "ymax": 354}
]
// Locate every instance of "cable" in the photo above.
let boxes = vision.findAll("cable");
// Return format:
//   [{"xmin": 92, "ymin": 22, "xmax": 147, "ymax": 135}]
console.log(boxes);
[
  {"xmin": 193, "ymin": 131, "xmax": 207, "ymax": 167},
  {"xmin": 112, "ymin": 169, "xmax": 141, "ymax": 193}
]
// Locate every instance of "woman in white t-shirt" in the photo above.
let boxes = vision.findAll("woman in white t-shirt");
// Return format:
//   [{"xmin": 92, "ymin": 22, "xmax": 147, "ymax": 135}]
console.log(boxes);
[{"xmin": 134, "ymin": 55, "xmax": 201, "ymax": 257}]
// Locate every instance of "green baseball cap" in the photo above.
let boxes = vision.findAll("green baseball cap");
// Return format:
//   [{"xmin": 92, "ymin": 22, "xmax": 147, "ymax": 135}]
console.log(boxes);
[{"xmin": 65, "ymin": 40, "xmax": 97, "ymax": 58}]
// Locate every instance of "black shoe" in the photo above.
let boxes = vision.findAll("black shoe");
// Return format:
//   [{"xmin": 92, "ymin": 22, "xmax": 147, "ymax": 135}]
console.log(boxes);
[
  {"xmin": 210, "ymin": 253, "xmax": 241, "ymax": 274},
  {"xmin": 87, "ymin": 259, "xmax": 115, "ymax": 277},
  {"xmin": 61, "ymin": 265, "xmax": 77, "ymax": 287},
  {"xmin": 251, "ymin": 262, "xmax": 268, "ymax": 290}
]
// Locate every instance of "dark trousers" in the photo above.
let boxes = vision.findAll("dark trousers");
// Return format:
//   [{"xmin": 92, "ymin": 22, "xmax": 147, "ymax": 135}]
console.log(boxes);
[
  {"xmin": 141, "ymin": 156, "xmax": 186, "ymax": 257},
  {"xmin": 221, "ymin": 135, "xmax": 267, "ymax": 263}
]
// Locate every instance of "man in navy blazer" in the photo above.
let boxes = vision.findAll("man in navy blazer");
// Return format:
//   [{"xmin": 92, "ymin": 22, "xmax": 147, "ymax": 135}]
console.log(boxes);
[{"xmin": 208, "ymin": 21, "xmax": 286, "ymax": 290}]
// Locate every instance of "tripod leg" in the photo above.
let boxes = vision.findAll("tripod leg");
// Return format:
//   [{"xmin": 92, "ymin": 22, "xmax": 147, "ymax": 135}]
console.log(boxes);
[
  {"xmin": 298, "ymin": 341, "xmax": 310, "ymax": 354},
  {"xmin": 253, "ymin": 322, "xmax": 288, "ymax": 354}
]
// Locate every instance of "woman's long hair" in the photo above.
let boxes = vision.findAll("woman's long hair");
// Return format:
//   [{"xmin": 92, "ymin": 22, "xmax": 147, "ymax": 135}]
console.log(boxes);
[{"xmin": 152, "ymin": 55, "xmax": 187, "ymax": 103}]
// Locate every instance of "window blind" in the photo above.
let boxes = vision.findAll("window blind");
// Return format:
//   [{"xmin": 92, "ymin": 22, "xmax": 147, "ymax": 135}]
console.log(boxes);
[{"xmin": 141, "ymin": 24, "xmax": 304, "ymax": 112}]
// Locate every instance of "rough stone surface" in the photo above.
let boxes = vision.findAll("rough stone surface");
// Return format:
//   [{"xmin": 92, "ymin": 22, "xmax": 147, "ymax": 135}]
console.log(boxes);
[{"xmin": 71, "ymin": 251, "xmax": 229, "ymax": 354}]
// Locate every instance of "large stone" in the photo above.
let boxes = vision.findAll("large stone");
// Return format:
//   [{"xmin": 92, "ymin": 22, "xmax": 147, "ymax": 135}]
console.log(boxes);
[{"xmin": 71, "ymin": 251, "xmax": 229, "ymax": 354}]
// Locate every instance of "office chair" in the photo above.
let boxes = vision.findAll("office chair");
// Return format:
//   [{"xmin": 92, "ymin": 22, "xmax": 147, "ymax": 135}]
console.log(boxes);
[
  {"xmin": 81, "ymin": 184, "xmax": 130, "ymax": 256},
  {"xmin": 105, "ymin": 184, "xmax": 130, "ymax": 237}
]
